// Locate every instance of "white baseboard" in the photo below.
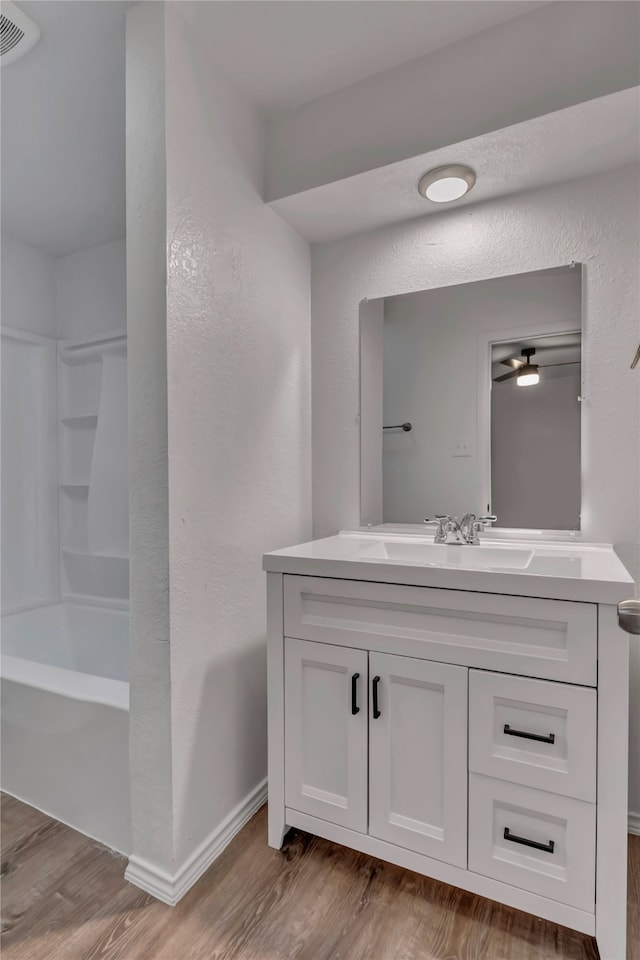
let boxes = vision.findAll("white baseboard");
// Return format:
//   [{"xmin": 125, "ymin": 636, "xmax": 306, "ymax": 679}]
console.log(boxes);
[
  {"xmin": 125, "ymin": 787, "xmax": 638, "ymax": 904},
  {"xmin": 124, "ymin": 777, "xmax": 267, "ymax": 905}
]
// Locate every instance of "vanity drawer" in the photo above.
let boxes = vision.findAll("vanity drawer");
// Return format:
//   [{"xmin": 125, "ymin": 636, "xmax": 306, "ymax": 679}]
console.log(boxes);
[
  {"xmin": 283, "ymin": 576, "xmax": 597, "ymax": 685},
  {"xmin": 469, "ymin": 671, "xmax": 596, "ymax": 801},
  {"xmin": 468, "ymin": 774, "xmax": 596, "ymax": 912}
]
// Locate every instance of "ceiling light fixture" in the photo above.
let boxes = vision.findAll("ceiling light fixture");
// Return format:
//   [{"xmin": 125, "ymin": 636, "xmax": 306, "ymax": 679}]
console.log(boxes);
[
  {"xmin": 418, "ymin": 164, "xmax": 476, "ymax": 203},
  {"xmin": 516, "ymin": 365, "xmax": 540, "ymax": 387}
]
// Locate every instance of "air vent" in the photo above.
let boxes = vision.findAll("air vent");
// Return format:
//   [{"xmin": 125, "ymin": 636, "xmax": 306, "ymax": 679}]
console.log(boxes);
[
  {"xmin": 1, "ymin": 13, "xmax": 24, "ymax": 55},
  {"xmin": 1, "ymin": 1, "xmax": 40, "ymax": 65}
]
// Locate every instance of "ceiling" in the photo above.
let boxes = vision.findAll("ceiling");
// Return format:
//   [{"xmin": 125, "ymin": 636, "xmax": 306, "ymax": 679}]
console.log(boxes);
[
  {"xmin": 0, "ymin": 0, "xmax": 546, "ymax": 258},
  {"xmin": 192, "ymin": 0, "xmax": 546, "ymax": 112},
  {"xmin": 1, "ymin": 0, "xmax": 633, "ymax": 257},
  {"xmin": 492, "ymin": 334, "xmax": 581, "ymax": 380},
  {"xmin": 492, "ymin": 332, "xmax": 581, "ymax": 363},
  {"xmin": 269, "ymin": 87, "xmax": 640, "ymax": 242},
  {"xmin": 1, "ymin": 1, "xmax": 130, "ymax": 257}
]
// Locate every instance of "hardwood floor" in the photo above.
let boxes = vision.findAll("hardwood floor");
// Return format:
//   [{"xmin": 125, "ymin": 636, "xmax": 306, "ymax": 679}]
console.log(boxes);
[{"xmin": 2, "ymin": 794, "xmax": 638, "ymax": 960}]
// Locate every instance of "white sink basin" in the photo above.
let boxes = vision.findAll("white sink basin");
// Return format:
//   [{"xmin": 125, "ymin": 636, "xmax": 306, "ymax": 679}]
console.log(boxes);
[
  {"xmin": 359, "ymin": 540, "xmax": 534, "ymax": 570},
  {"xmin": 264, "ymin": 531, "xmax": 636, "ymax": 604}
]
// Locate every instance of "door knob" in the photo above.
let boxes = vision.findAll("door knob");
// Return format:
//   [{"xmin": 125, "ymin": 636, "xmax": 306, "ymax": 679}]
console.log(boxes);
[{"xmin": 618, "ymin": 599, "xmax": 640, "ymax": 635}]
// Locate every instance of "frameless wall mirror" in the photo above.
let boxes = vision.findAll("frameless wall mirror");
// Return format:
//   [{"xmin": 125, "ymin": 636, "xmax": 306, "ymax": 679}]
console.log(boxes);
[{"xmin": 360, "ymin": 264, "xmax": 583, "ymax": 531}]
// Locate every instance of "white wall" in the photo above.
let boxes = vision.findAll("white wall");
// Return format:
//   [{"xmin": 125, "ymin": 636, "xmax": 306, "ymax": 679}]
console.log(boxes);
[
  {"xmin": 164, "ymin": 1, "xmax": 311, "ymax": 869},
  {"xmin": 360, "ymin": 298, "xmax": 384, "ymax": 526},
  {"xmin": 1, "ymin": 235, "xmax": 57, "ymax": 337},
  {"xmin": 492, "ymin": 369, "xmax": 581, "ymax": 529},
  {"xmin": 311, "ymin": 166, "xmax": 640, "ymax": 815},
  {"xmin": 1, "ymin": 333, "xmax": 59, "ymax": 611},
  {"xmin": 1, "ymin": 229, "xmax": 126, "ymax": 619},
  {"xmin": 266, "ymin": 2, "xmax": 640, "ymax": 200},
  {"xmin": 56, "ymin": 238, "xmax": 126, "ymax": 340},
  {"xmin": 1, "ymin": 236, "xmax": 59, "ymax": 611},
  {"xmin": 125, "ymin": 1, "xmax": 173, "ymax": 874},
  {"xmin": 1, "ymin": 232, "xmax": 126, "ymax": 343},
  {"xmin": 125, "ymin": 0, "xmax": 312, "ymax": 883},
  {"xmin": 381, "ymin": 271, "xmax": 581, "ymax": 523}
]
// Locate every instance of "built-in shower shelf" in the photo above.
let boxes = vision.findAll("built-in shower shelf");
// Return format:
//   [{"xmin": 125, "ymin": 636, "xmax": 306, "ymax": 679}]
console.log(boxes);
[
  {"xmin": 62, "ymin": 549, "xmax": 129, "ymax": 561},
  {"xmin": 63, "ymin": 330, "xmax": 127, "ymax": 349},
  {"xmin": 62, "ymin": 593, "xmax": 129, "ymax": 611},
  {"xmin": 60, "ymin": 414, "xmax": 99, "ymax": 427},
  {"xmin": 61, "ymin": 550, "xmax": 129, "ymax": 602},
  {"xmin": 57, "ymin": 328, "xmax": 128, "ymax": 604},
  {"xmin": 59, "ymin": 330, "xmax": 127, "ymax": 363}
]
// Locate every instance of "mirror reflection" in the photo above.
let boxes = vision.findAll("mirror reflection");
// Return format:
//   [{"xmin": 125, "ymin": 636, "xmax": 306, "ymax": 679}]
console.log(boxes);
[
  {"xmin": 490, "ymin": 332, "xmax": 581, "ymax": 529},
  {"xmin": 362, "ymin": 265, "xmax": 582, "ymax": 530}
]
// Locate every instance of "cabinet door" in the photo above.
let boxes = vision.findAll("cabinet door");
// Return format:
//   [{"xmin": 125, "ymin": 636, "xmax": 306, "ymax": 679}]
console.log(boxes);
[
  {"xmin": 369, "ymin": 652, "xmax": 468, "ymax": 867},
  {"xmin": 284, "ymin": 637, "xmax": 368, "ymax": 832}
]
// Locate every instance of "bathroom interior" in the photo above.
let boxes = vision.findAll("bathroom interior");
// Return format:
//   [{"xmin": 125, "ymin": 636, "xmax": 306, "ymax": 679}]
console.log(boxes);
[{"xmin": 0, "ymin": 2, "xmax": 638, "ymax": 959}]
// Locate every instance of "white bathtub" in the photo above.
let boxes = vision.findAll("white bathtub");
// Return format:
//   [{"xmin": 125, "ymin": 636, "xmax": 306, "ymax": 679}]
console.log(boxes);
[{"xmin": 1, "ymin": 601, "xmax": 131, "ymax": 853}]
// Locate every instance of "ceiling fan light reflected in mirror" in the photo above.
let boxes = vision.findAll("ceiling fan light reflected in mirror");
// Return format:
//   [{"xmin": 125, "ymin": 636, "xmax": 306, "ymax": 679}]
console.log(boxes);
[
  {"xmin": 492, "ymin": 340, "xmax": 581, "ymax": 386},
  {"xmin": 494, "ymin": 346, "xmax": 548, "ymax": 386},
  {"xmin": 418, "ymin": 164, "xmax": 476, "ymax": 203},
  {"xmin": 516, "ymin": 365, "xmax": 540, "ymax": 386}
]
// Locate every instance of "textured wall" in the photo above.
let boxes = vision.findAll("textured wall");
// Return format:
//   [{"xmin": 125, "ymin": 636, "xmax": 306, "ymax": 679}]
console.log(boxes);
[
  {"xmin": 125, "ymin": 1, "xmax": 174, "ymax": 873},
  {"xmin": 164, "ymin": 3, "xmax": 311, "ymax": 867},
  {"xmin": 267, "ymin": 2, "xmax": 640, "ymax": 200},
  {"xmin": 311, "ymin": 165, "xmax": 640, "ymax": 815}
]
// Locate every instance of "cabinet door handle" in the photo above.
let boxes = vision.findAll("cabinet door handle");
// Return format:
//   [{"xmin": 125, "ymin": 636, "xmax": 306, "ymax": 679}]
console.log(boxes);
[
  {"xmin": 503, "ymin": 827, "xmax": 555, "ymax": 854},
  {"xmin": 372, "ymin": 676, "xmax": 381, "ymax": 719},
  {"xmin": 504, "ymin": 724, "xmax": 555, "ymax": 745},
  {"xmin": 351, "ymin": 673, "xmax": 360, "ymax": 715}
]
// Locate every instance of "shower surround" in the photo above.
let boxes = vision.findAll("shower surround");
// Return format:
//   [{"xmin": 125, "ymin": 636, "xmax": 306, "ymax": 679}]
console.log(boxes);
[
  {"xmin": 1, "ymin": 601, "xmax": 130, "ymax": 853},
  {"xmin": 1, "ymin": 236, "xmax": 130, "ymax": 852}
]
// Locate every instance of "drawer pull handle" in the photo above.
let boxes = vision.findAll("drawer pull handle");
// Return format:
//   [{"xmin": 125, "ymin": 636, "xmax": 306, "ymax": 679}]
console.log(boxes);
[
  {"xmin": 372, "ymin": 676, "xmax": 381, "ymax": 719},
  {"xmin": 504, "ymin": 724, "xmax": 555, "ymax": 745},
  {"xmin": 504, "ymin": 828, "xmax": 555, "ymax": 854},
  {"xmin": 351, "ymin": 673, "xmax": 360, "ymax": 715}
]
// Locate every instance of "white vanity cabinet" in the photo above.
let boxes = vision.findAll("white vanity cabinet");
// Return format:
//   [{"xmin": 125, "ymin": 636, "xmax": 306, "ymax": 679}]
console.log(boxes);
[
  {"xmin": 368, "ymin": 652, "xmax": 467, "ymax": 866},
  {"xmin": 284, "ymin": 638, "xmax": 368, "ymax": 832},
  {"xmin": 265, "ymin": 538, "xmax": 633, "ymax": 960},
  {"xmin": 285, "ymin": 638, "xmax": 468, "ymax": 864}
]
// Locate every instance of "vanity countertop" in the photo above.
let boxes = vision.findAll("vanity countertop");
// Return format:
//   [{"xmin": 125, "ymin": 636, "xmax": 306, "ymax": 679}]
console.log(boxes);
[{"xmin": 263, "ymin": 530, "xmax": 634, "ymax": 605}]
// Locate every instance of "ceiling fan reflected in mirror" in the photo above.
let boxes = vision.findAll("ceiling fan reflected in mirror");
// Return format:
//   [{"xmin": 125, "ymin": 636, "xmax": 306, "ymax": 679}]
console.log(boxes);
[{"xmin": 493, "ymin": 346, "xmax": 580, "ymax": 387}]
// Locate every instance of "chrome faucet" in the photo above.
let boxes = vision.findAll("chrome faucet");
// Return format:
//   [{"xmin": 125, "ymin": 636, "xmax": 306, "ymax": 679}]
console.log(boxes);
[{"xmin": 424, "ymin": 513, "xmax": 497, "ymax": 544}]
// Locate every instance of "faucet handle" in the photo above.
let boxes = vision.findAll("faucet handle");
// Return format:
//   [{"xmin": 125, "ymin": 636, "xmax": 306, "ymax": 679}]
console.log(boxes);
[
  {"xmin": 466, "ymin": 515, "xmax": 497, "ymax": 545},
  {"xmin": 424, "ymin": 516, "xmax": 449, "ymax": 542}
]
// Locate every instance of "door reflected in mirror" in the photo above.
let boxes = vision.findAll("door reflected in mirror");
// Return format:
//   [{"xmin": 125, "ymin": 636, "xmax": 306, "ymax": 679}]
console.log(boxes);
[
  {"xmin": 491, "ymin": 332, "xmax": 581, "ymax": 529},
  {"xmin": 360, "ymin": 264, "xmax": 582, "ymax": 531}
]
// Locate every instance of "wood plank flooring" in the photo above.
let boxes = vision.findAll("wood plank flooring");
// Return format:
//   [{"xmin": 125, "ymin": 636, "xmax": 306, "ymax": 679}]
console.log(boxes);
[{"xmin": 2, "ymin": 794, "xmax": 638, "ymax": 960}]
